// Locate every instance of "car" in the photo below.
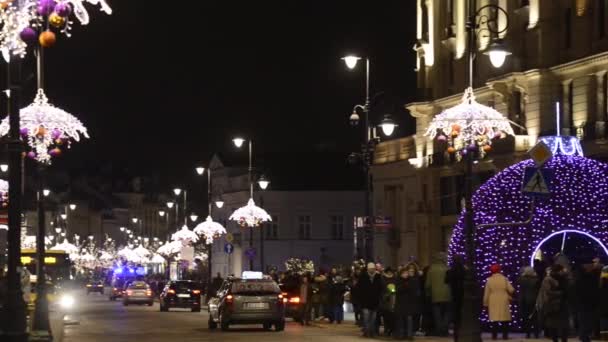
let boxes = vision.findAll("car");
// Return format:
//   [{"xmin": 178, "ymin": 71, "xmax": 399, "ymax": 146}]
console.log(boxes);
[
  {"xmin": 123, "ymin": 281, "xmax": 154, "ymax": 306},
  {"xmin": 86, "ymin": 280, "xmax": 105, "ymax": 295},
  {"xmin": 159, "ymin": 280, "xmax": 202, "ymax": 312},
  {"xmin": 208, "ymin": 275, "xmax": 285, "ymax": 331},
  {"xmin": 279, "ymin": 283, "xmax": 302, "ymax": 322}
]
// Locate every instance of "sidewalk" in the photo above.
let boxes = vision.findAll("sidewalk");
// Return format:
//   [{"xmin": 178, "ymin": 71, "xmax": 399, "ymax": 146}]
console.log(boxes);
[{"xmin": 27, "ymin": 311, "xmax": 65, "ymax": 342}]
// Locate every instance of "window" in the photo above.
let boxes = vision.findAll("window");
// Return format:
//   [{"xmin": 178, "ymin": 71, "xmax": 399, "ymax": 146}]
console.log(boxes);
[
  {"xmin": 265, "ymin": 215, "xmax": 279, "ymax": 240},
  {"xmin": 330, "ymin": 216, "xmax": 344, "ymax": 240},
  {"xmin": 298, "ymin": 216, "xmax": 311, "ymax": 240},
  {"xmin": 565, "ymin": 8, "xmax": 572, "ymax": 49}
]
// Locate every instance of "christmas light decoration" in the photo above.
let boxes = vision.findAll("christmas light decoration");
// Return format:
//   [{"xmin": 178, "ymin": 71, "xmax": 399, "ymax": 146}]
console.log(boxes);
[
  {"xmin": 170, "ymin": 225, "xmax": 199, "ymax": 244},
  {"xmin": 530, "ymin": 229, "xmax": 608, "ymax": 267},
  {"xmin": 449, "ymin": 154, "xmax": 608, "ymax": 326},
  {"xmin": 539, "ymin": 136, "xmax": 584, "ymax": 157},
  {"xmin": 229, "ymin": 198, "xmax": 272, "ymax": 228},
  {"xmin": 133, "ymin": 244, "xmax": 151, "ymax": 260},
  {"xmin": 150, "ymin": 253, "xmax": 166, "ymax": 264},
  {"xmin": 193, "ymin": 215, "xmax": 226, "ymax": 244},
  {"xmin": 157, "ymin": 240, "xmax": 182, "ymax": 257},
  {"xmin": 49, "ymin": 240, "xmax": 78, "ymax": 255},
  {"xmin": 0, "ymin": 179, "xmax": 8, "ymax": 204},
  {"xmin": 0, "ymin": 89, "xmax": 89, "ymax": 163},
  {"xmin": 425, "ymin": 87, "xmax": 514, "ymax": 152}
]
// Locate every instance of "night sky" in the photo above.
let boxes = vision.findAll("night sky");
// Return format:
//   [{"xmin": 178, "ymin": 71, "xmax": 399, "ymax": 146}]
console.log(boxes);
[{"xmin": 25, "ymin": 1, "xmax": 417, "ymax": 193}]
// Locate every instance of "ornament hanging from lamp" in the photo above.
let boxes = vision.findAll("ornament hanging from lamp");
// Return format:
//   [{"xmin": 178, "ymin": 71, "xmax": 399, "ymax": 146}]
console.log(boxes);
[
  {"xmin": 0, "ymin": 88, "xmax": 89, "ymax": 164},
  {"xmin": 229, "ymin": 198, "xmax": 272, "ymax": 228},
  {"xmin": 193, "ymin": 216, "xmax": 227, "ymax": 244},
  {"xmin": 171, "ymin": 225, "xmax": 199, "ymax": 245}
]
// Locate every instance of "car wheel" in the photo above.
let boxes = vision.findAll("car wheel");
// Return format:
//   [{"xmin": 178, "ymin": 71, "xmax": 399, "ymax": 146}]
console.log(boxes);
[
  {"xmin": 208, "ymin": 318, "xmax": 217, "ymax": 330},
  {"xmin": 220, "ymin": 314, "xmax": 229, "ymax": 331},
  {"xmin": 263, "ymin": 322, "xmax": 272, "ymax": 330},
  {"xmin": 275, "ymin": 320, "xmax": 285, "ymax": 332},
  {"xmin": 147, "ymin": 301, "xmax": 154, "ymax": 306}
]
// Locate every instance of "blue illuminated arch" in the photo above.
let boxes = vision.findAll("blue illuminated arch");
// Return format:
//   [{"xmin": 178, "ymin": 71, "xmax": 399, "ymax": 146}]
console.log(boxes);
[{"xmin": 529, "ymin": 229, "xmax": 608, "ymax": 267}]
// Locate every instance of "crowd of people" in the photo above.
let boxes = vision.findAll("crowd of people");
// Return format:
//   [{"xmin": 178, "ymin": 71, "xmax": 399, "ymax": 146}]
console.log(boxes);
[{"xmin": 272, "ymin": 253, "xmax": 608, "ymax": 341}]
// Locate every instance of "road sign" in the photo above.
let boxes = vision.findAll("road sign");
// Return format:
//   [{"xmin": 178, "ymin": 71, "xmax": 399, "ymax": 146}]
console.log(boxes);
[
  {"xmin": 522, "ymin": 167, "xmax": 554, "ymax": 197},
  {"xmin": 245, "ymin": 247, "xmax": 256, "ymax": 260},
  {"xmin": 225, "ymin": 233, "xmax": 234, "ymax": 243},
  {"xmin": 224, "ymin": 243, "xmax": 234, "ymax": 254},
  {"xmin": 528, "ymin": 141, "xmax": 553, "ymax": 166},
  {"xmin": 355, "ymin": 216, "xmax": 393, "ymax": 229}
]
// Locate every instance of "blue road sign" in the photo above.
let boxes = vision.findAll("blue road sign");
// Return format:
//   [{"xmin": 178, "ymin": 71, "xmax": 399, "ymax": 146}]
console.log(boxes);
[
  {"xmin": 245, "ymin": 247, "xmax": 256, "ymax": 260},
  {"xmin": 224, "ymin": 243, "xmax": 234, "ymax": 254},
  {"xmin": 522, "ymin": 167, "xmax": 554, "ymax": 197}
]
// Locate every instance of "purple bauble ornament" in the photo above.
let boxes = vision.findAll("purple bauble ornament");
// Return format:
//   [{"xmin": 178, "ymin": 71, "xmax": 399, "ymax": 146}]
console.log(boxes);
[
  {"xmin": 37, "ymin": 0, "xmax": 56, "ymax": 16},
  {"xmin": 19, "ymin": 127, "xmax": 29, "ymax": 136},
  {"xmin": 27, "ymin": 151, "xmax": 36, "ymax": 159},
  {"xmin": 54, "ymin": 2, "xmax": 71, "ymax": 17},
  {"xmin": 51, "ymin": 129, "xmax": 61, "ymax": 139},
  {"xmin": 467, "ymin": 144, "xmax": 477, "ymax": 152},
  {"xmin": 49, "ymin": 149, "xmax": 58, "ymax": 157},
  {"xmin": 19, "ymin": 27, "xmax": 37, "ymax": 44}
]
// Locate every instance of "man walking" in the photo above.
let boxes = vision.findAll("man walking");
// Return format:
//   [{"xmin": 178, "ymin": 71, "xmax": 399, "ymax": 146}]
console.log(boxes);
[{"xmin": 357, "ymin": 263, "xmax": 383, "ymax": 338}]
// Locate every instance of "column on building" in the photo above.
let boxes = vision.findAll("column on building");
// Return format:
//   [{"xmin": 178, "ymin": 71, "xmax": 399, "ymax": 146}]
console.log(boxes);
[
  {"xmin": 561, "ymin": 80, "xmax": 573, "ymax": 136},
  {"xmin": 595, "ymin": 71, "xmax": 607, "ymax": 138}
]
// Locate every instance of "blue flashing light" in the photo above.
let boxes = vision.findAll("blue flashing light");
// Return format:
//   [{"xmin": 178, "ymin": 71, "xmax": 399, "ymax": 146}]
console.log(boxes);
[
  {"xmin": 114, "ymin": 267, "xmax": 123, "ymax": 274},
  {"xmin": 135, "ymin": 267, "xmax": 145, "ymax": 276},
  {"xmin": 129, "ymin": 268, "xmax": 135, "ymax": 273}
]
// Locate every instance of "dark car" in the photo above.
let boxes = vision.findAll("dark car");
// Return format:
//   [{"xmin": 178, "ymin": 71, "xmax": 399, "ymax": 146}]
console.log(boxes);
[
  {"xmin": 159, "ymin": 280, "xmax": 202, "ymax": 312},
  {"xmin": 86, "ymin": 280, "xmax": 104, "ymax": 295},
  {"xmin": 279, "ymin": 283, "xmax": 302, "ymax": 322},
  {"xmin": 208, "ymin": 277, "xmax": 285, "ymax": 331}
]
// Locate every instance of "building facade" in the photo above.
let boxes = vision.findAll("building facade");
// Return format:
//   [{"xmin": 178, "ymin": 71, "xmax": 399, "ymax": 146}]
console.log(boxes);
[
  {"xmin": 207, "ymin": 155, "xmax": 365, "ymax": 277},
  {"xmin": 372, "ymin": 0, "xmax": 608, "ymax": 266}
]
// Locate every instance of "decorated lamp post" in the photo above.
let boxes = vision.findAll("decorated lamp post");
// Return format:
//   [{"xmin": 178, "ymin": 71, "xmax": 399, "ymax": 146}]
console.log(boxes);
[
  {"xmin": 193, "ymin": 166, "xmax": 226, "ymax": 282},
  {"xmin": 424, "ymin": 1, "xmax": 512, "ymax": 341},
  {"xmin": 229, "ymin": 137, "xmax": 272, "ymax": 271}
]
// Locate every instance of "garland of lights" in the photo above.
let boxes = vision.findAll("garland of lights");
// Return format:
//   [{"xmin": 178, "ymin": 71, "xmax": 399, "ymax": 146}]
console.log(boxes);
[
  {"xmin": 0, "ymin": 89, "xmax": 89, "ymax": 163},
  {"xmin": 448, "ymin": 154, "xmax": 608, "ymax": 327},
  {"xmin": 229, "ymin": 198, "xmax": 272, "ymax": 228},
  {"xmin": 193, "ymin": 215, "xmax": 227, "ymax": 244}
]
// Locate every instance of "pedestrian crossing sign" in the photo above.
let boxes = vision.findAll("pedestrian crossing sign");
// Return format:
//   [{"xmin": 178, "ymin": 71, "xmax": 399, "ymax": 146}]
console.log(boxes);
[{"xmin": 522, "ymin": 167, "xmax": 553, "ymax": 197}]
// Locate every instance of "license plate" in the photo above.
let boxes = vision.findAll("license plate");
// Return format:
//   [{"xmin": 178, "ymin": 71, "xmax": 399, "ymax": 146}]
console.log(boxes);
[
  {"xmin": 245, "ymin": 302, "xmax": 268, "ymax": 309},
  {"xmin": 177, "ymin": 294, "xmax": 190, "ymax": 298}
]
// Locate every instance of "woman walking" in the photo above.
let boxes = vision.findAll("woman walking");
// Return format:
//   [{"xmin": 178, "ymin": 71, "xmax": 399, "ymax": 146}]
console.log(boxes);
[
  {"xmin": 537, "ymin": 264, "xmax": 570, "ymax": 342},
  {"xmin": 394, "ymin": 266, "xmax": 422, "ymax": 340},
  {"xmin": 483, "ymin": 264, "xmax": 514, "ymax": 340},
  {"xmin": 518, "ymin": 266, "xmax": 540, "ymax": 339}
]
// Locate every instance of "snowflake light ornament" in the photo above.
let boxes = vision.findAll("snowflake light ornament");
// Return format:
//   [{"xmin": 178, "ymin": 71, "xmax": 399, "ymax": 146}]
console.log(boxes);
[
  {"xmin": 157, "ymin": 240, "xmax": 182, "ymax": 257},
  {"xmin": 171, "ymin": 225, "xmax": 199, "ymax": 245},
  {"xmin": 150, "ymin": 253, "xmax": 166, "ymax": 264},
  {"xmin": 193, "ymin": 216, "xmax": 227, "ymax": 244},
  {"xmin": 0, "ymin": 0, "xmax": 38, "ymax": 62},
  {"xmin": 133, "ymin": 245, "xmax": 151, "ymax": 259},
  {"xmin": 229, "ymin": 198, "xmax": 272, "ymax": 228},
  {"xmin": 425, "ymin": 87, "xmax": 514, "ymax": 153},
  {"xmin": 0, "ymin": 88, "xmax": 89, "ymax": 164}
]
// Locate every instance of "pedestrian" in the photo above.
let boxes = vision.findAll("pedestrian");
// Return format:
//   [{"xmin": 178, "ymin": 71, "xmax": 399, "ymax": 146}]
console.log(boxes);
[
  {"xmin": 328, "ymin": 274, "xmax": 346, "ymax": 324},
  {"xmin": 598, "ymin": 266, "xmax": 608, "ymax": 340},
  {"xmin": 19, "ymin": 263, "xmax": 31, "ymax": 306},
  {"xmin": 537, "ymin": 264, "xmax": 570, "ymax": 342},
  {"xmin": 518, "ymin": 266, "xmax": 540, "ymax": 339},
  {"xmin": 420, "ymin": 265, "xmax": 434, "ymax": 336},
  {"xmin": 379, "ymin": 267, "xmax": 397, "ymax": 336},
  {"xmin": 446, "ymin": 255, "xmax": 466, "ymax": 342},
  {"xmin": 425, "ymin": 252, "xmax": 451, "ymax": 336},
  {"xmin": 357, "ymin": 262, "xmax": 383, "ymax": 338},
  {"xmin": 573, "ymin": 259, "xmax": 599, "ymax": 342},
  {"xmin": 395, "ymin": 266, "xmax": 422, "ymax": 340},
  {"xmin": 350, "ymin": 271, "xmax": 362, "ymax": 326},
  {"xmin": 483, "ymin": 264, "xmax": 514, "ymax": 340},
  {"xmin": 300, "ymin": 275, "xmax": 312, "ymax": 326},
  {"xmin": 311, "ymin": 272, "xmax": 327, "ymax": 320}
]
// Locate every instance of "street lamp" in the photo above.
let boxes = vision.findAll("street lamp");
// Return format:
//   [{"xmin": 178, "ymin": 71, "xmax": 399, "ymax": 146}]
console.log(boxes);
[
  {"xmin": 423, "ymin": 2, "xmax": 512, "ymax": 341},
  {"xmin": 215, "ymin": 199, "xmax": 224, "ymax": 209},
  {"xmin": 131, "ymin": 217, "xmax": 138, "ymax": 224},
  {"xmin": 54, "ymin": 227, "xmax": 61, "ymax": 234},
  {"xmin": 42, "ymin": 189, "xmax": 50, "ymax": 197},
  {"xmin": 173, "ymin": 188, "xmax": 182, "ymax": 196},
  {"xmin": 119, "ymin": 227, "xmax": 125, "ymax": 232},
  {"xmin": 257, "ymin": 175, "xmax": 270, "ymax": 190},
  {"xmin": 69, "ymin": 203, "xmax": 76, "ymax": 211},
  {"xmin": 0, "ymin": 163, "xmax": 7, "ymax": 172},
  {"xmin": 166, "ymin": 201, "xmax": 174, "ymax": 209},
  {"xmin": 232, "ymin": 137, "xmax": 245, "ymax": 148},
  {"xmin": 190, "ymin": 214, "xmax": 198, "ymax": 222},
  {"xmin": 341, "ymin": 54, "xmax": 397, "ymax": 261},
  {"xmin": 126, "ymin": 229, "xmax": 131, "ymax": 234},
  {"xmin": 60, "ymin": 213, "xmax": 67, "ymax": 220},
  {"xmin": 195, "ymin": 166, "xmax": 205, "ymax": 175}
]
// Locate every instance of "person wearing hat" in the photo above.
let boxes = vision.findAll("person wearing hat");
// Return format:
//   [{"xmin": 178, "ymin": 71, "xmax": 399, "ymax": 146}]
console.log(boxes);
[
  {"xmin": 483, "ymin": 264, "xmax": 514, "ymax": 340},
  {"xmin": 357, "ymin": 262, "xmax": 383, "ymax": 338}
]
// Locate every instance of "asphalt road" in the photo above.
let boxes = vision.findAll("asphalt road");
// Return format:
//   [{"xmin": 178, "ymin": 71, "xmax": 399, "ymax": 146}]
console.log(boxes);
[{"xmin": 61, "ymin": 290, "xmax": 365, "ymax": 342}]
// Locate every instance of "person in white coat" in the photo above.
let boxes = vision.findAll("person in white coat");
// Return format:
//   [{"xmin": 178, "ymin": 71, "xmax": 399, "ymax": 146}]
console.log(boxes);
[{"xmin": 483, "ymin": 264, "xmax": 515, "ymax": 340}]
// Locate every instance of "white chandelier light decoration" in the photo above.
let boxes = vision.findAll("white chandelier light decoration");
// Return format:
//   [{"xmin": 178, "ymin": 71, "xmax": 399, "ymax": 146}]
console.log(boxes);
[
  {"xmin": 157, "ymin": 240, "xmax": 182, "ymax": 257},
  {"xmin": 150, "ymin": 253, "xmax": 166, "ymax": 264},
  {"xmin": 133, "ymin": 244, "xmax": 151, "ymax": 259},
  {"xmin": 229, "ymin": 198, "xmax": 272, "ymax": 228},
  {"xmin": 0, "ymin": 0, "xmax": 37, "ymax": 62},
  {"xmin": 425, "ymin": 87, "xmax": 514, "ymax": 152},
  {"xmin": 50, "ymin": 240, "xmax": 78, "ymax": 256},
  {"xmin": 0, "ymin": 178, "xmax": 8, "ymax": 204},
  {"xmin": 193, "ymin": 216, "xmax": 227, "ymax": 244},
  {"xmin": 171, "ymin": 225, "xmax": 199, "ymax": 245},
  {"xmin": 0, "ymin": 89, "xmax": 89, "ymax": 164}
]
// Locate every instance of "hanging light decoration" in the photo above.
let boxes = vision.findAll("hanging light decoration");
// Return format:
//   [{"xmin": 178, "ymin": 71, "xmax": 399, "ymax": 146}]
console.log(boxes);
[
  {"xmin": 229, "ymin": 198, "xmax": 272, "ymax": 228},
  {"xmin": 157, "ymin": 240, "xmax": 182, "ymax": 257},
  {"xmin": 0, "ymin": 0, "xmax": 112, "ymax": 61},
  {"xmin": 0, "ymin": 89, "xmax": 89, "ymax": 163},
  {"xmin": 425, "ymin": 87, "xmax": 515, "ymax": 156},
  {"xmin": 0, "ymin": 179, "xmax": 8, "ymax": 206},
  {"xmin": 193, "ymin": 216, "xmax": 227, "ymax": 244},
  {"xmin": 170, "ymin": 225, "xmax": 199, "ymax": 245}
]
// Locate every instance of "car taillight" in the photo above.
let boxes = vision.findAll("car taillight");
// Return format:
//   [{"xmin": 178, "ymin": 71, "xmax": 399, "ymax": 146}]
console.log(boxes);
[
  {"xmin": 289, "ymin": 297, "xmax": 300, "ymax": 304},
  {"xmin": 126, "ymin": 290, "xmax": 133, "ymax": 296},
  {"xmin": 283, "ymin": 298, "xmax": 288, "ymax": 304},
  {"xmin": 146, "ymin": 290, "xmax": 152, "ymax": 296},
  {"xmin": 113, "ymin": 287, "xmax": 117, "ymax": 291},
  {"xmin": 192, "ymin": 290, "xmax": 201, "ymax": 295},
  {"xmin": 86, "ymin": 284, "xmax": 92, "ymax": 287},
  {"xmin": 226, "ymin": 294, "xmax": 233, "ymax": 303},
  {"xmin": 168, "ymin": 289, "xmax": 175, "ymax": 295},
  {"xmin": 98, "ymin": 284, "xmax": 103, "ymax": 287}
]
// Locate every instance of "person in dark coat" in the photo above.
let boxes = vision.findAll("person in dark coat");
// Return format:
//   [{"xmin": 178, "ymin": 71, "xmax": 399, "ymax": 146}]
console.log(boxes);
[
  {"xmin": 538, "ymin": 264, "xmax": 569, "ymax": 342},
  {"xmin": 394, "ymin": 266, "xmax": 422, "ymax": 340},
  {"xmin": 445, "ymin": 255, "xmax": 466, "ymax": 342},
  {"xmin": 357, "ymin": 262, "xmax": 383, "ymax": 338},
  {"xmin": 350, "ymin": 271, "xmax": 362, "ymax": 326},
  {"xmin": 328, "ymin": 275, "xmax": 347, "ymax": 323},
  {"xmin": 574, "ymin": 261, "xmax": 600, "ymax": 342},
  {"xmin": 518, "ymin": 266, "xmax": 540, "ymax": 339},
  {"xmin": 598, "ymin": 266, "xmax": 608, "ymax": 339}
]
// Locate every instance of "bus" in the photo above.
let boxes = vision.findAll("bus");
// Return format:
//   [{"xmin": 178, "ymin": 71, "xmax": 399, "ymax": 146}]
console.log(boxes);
[{"xmin": 20, "ymin": 249, "xmax": 73, "ymax": 284}]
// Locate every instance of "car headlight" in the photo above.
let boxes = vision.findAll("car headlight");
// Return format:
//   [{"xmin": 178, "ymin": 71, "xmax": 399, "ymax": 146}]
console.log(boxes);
[{"xmin": 59, "ymin": 295, "xmax": 75, "ymax": 309}]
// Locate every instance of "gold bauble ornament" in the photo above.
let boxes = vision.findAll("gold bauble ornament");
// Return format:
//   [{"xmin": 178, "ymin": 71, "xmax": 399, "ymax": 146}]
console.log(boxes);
[
  {"xmin": 39, "ymin": 31, "xmax": 56, "ymax": 48},
  {"xmin": 0, "ymin": 0, "xmax": 13, "ymax": 10},
  {"xmin": 49, "ymin": 13, "xmax": 66, "ymax": 28}
]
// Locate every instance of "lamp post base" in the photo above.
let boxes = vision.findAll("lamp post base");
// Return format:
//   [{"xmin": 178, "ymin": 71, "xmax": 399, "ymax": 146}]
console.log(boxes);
[{"xmin": 457, "ymin": 268, "xmax": 482, "ymax": 342}]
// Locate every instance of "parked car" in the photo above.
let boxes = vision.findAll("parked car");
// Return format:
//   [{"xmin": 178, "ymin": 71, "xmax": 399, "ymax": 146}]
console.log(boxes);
[
  {"xmin": 123, "ymin": 281, "xmax": 154, "ymax": 306},
  {"xmin": 208, "ymin": 276, "xmax": 285, "ymax": 331},
  {"xmin": 159, "ymin": 280, "xmax": 202, "ymax": 312}
]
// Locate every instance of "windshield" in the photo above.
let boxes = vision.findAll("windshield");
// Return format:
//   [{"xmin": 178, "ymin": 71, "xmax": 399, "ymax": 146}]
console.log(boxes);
[
  {"xmin": 129, "ymin": 281, "xmax": 148, "ymax": 289},
  {"xmin": 231, "ymin": 280, "xmax": 280, "ymax": 295}
]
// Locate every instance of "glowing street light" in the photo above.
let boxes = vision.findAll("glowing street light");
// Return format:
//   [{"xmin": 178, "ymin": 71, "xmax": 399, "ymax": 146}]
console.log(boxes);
[
  {"xmin": 60, "ymin": 214, "xmax": 67, "ymax": 220},
  {"xmin": 173, "ymin": 188, "xmax": 182, "ymax": 196},
  {"xmin": 166, "ymin": 201, "xmax": 175, "ymax": 209},
  {"xmin": 0, "ymin": 163, "xmax": 7, "ymax": 172},
  {"xmin": 69, "ymin": 203, "xmax": 77, "ymax": 211},
  {"xmin": 119, "ymin": 227, "xmax": 125, "ymax": 232},
  {"xmin": 54, "ymin": 227, "xmax": 61, "ymax": 234},
  {"xmin": 484, "ymin": 41, "xmax": 512, "ymax": 68},
  {"xmin": 257, "ymin": 175, "xmax": 270, "ymax": 190},
  {"xmin": 42, "ymin": 189, "xmax": 50, "ymax": 197},
  {"xmin": 341, "ymin": 55, "xmax": 361, "ymax": 69},
  {"xmin": 190, "ymin": 214, "xmax": 198, "ymax": 222},
  {"xmin": 158, "ymin": 210, "xmax": 166, "ymax": 217},
  {"xmin": 379, "ymin": 115, "xmax": 398, "ymax": 136},
  {"xmin": 215, "ymin": 200, "xmax": 224, "ymax": 209},
  {"xmin": 195, "ymin": 166, "xmax": 205, "ymax": 175},
  {"xmin": 232, "ymin": 137, "xmax": 245, "ymax": 148}
]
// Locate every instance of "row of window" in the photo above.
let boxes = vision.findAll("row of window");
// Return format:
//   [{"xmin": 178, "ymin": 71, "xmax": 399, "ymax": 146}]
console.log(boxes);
[{"xmin": 262, "ymin": 215, "xmax": 345, "ymax": 240}]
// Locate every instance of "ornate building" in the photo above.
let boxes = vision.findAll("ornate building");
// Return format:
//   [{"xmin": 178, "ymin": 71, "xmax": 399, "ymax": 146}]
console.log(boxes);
[{"xmin": 372, "ymin": 0, "xmax": 608, "ymax": 266}]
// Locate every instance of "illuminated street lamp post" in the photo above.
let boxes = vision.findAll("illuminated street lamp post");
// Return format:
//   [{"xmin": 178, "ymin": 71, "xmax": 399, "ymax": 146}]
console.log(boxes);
[
  {"xmin": 341, "ymin": 55, "xmax": 397, "ymax": 261},
  {"xmin": 424, "ymin": 1, "xmax": 512, "ymax": 341}
]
